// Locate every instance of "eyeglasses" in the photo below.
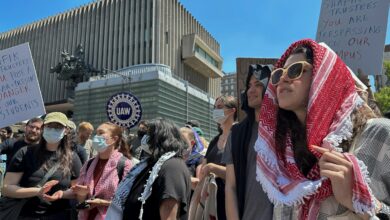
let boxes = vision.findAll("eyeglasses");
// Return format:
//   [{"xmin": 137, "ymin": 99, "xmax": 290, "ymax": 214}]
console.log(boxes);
[
  {"xmin": 271, "ymin": 61, "xmax": 312, "ymax": 85},
  {"xmin": 27, "ymin": 124, "xmax": 41, "ymax": 131}
]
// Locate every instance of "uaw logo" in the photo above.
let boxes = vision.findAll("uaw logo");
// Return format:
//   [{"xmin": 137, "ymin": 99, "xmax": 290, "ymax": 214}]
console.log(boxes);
[{"xmin": 106, "ymin": 92, "xmax": 142, "ymax": 128}]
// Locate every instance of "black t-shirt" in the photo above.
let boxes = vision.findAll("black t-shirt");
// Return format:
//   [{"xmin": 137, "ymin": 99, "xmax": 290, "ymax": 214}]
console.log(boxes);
[
  {"xmin": 7, "ymin": 145, "xmax": 82, "ymax": 217},
  {"xmin": 186, "ymin": 154, "xmax": 204, "ymax": 177},
  {"xmin": 0, "ymin": 138, "xmax": 28, "ymax": 168},
  {"xmin": 72, "ymin": 143, "xmax": 88, "ymax": 165},
  {"xmin": 205, "ymin": 135, "xmax": 225, "ymax": 166},
  {"xmin": 123, "ymin": 158, "xmax": 191, "ymax": 220},
  {"xmin": 205, "ymin": 135, "xmax": 227, "ymax": 220}
]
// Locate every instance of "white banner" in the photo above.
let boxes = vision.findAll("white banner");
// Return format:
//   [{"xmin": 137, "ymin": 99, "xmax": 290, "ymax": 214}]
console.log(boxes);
[
  {"xmin": 316, "ymin": 0, "xmax": 389, "ymax": 75},
  {"xmin": 0, "ymin": 43, "xmax": 46, "ymax": 127}
]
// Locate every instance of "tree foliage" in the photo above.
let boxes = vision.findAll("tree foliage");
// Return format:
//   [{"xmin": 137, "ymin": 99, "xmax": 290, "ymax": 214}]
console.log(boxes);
[
  {"xmin": 374, "ymin": 86, "xmax": 390, "ymax": 113},
  {"xmin": 384, "ymin": 61, "xmax": 390, "ymax": 80}
]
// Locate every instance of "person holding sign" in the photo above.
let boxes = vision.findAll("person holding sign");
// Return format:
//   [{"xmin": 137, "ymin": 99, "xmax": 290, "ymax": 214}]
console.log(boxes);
[
  {"xmin": 1, "ymin": 112, "xmax": 82, "ymax": 219},
  {"xmin": 254, "ymin": 39, "xmax": 390, "ymax": 219}
]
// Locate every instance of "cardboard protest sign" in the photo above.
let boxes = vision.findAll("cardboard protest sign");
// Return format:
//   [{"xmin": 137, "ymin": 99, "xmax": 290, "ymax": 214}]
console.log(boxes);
[
  {"xmin": 0, "ymin": 43, "xmax": 46, "ymax": 127},
  {"xmin": 316, "ymin": 0, "xmax": 389, "ymax": 75}
]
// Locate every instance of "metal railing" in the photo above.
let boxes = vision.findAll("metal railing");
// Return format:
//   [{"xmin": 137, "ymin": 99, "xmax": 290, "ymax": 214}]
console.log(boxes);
[
  {"xmin": 89, "ymin": 64, "xmax": 172, "ymax": 81},
  {"xmin": 88, "ymin": 63, "xmax": 212, "ymax": 100}
]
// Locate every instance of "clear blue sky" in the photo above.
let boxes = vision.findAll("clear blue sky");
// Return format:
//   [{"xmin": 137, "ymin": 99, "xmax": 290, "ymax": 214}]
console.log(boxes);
[{"xmin": 1, "ymin": 0, "xmax": 390, "ymax": 73}]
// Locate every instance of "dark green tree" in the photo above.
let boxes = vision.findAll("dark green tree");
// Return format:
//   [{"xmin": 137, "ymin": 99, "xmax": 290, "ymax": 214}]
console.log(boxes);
[
  {"xmin": 383, "ymin": 61, "xmax": 390, "ymax": 86},
  {"xmin": 374, "ymin": 86, "xmax": 390, "ymax": 113}
]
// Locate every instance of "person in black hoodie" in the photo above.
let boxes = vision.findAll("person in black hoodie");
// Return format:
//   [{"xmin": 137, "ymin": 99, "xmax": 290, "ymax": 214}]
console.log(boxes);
[{"xmin": 224, "ymin": 64, "xmax": 273, "ymax": 220}]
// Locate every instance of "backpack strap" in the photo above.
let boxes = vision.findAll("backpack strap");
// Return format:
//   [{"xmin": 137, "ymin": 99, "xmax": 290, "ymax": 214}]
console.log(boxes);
[
  {"xmin": 36, "ymin": 162, "xmax": 61, "ymax": 187},
  {"xmin": 86, "ymin": 158, "xmax": 94, "ymax": 172},
  {"xmin": 116, "ymin": 156, "xmax": 126, "ymax": 183}
]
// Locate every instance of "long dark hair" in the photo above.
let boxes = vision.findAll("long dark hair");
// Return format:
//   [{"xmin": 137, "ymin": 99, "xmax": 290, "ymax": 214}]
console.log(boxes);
[
  {"xmin": 146, "ymin": 118, "xmax": 187, "ymax": 164},
  {"xmin": 36, "ymin": 132, "xmax": 73, "ymax": 177},
  {"xmin": 275, "ymin": 45, "xmax": 317, "ymax": 176}
]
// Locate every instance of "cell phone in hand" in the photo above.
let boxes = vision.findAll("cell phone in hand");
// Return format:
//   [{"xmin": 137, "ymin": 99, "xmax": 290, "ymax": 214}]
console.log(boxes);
[{"xmin": 75, "ymin": 201, "xmax": 91, "ymax": 209}]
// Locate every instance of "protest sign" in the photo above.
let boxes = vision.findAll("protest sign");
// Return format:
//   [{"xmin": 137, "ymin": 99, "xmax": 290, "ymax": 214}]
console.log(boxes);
[
  {"xmin": 316, "ymin": 0, "xmax": 389, "ymax": 75},
  {"xmin": 0, "ymin": 43, "xmax": 46, "ymax": 127}
]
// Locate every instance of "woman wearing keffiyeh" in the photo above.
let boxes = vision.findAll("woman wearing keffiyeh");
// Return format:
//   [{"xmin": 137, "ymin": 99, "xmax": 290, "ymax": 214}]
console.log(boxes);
[{"xmin": 254, "ymin": 39, "xmax": 390, "ymax": 219}]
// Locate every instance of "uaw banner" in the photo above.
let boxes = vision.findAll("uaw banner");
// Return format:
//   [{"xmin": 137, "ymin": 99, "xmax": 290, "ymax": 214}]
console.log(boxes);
[
  {"xmin": 316, "ymin": 0, "xmax": 389, "ymax": 75},
  {"xmin": 0, "ymin": 43, "xmax": 46, "ymax": 127},
  {"xmin": 106, "ymin": 92, "xmax": 142, "ymax": 128}
]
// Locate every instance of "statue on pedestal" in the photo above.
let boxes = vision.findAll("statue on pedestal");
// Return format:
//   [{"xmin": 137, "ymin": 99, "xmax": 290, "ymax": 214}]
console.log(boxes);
[{"xmin": 50, "ymin": 44, "xmax": 101, "ymax": 98}]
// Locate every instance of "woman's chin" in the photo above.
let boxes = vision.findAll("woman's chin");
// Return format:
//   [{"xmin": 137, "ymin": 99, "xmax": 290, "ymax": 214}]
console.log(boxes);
[{"xmin": 278, "ymin": 101, "xmax": 293, "ymax": 111}]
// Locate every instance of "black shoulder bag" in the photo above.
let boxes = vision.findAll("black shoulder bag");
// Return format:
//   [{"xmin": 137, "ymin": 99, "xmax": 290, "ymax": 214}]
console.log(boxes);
[{"xmin": 0, "ymin": 162, "xmax": 61, "ymax": 220}]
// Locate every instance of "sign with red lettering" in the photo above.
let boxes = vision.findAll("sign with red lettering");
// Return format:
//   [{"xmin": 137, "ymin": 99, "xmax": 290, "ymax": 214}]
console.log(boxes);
[
  {"xmin": 316, "ymin": 0, "xmax": 389, "ymax": 75},
  {"xmin": 0, "ymin": 43, "xmax": 46, "ymax": 127}
]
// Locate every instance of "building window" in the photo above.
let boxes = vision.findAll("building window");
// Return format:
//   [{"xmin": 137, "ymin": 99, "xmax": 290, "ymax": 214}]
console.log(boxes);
[{"xmin": 195, "ymin": 44, "xmax": 218, "ymax": 68}]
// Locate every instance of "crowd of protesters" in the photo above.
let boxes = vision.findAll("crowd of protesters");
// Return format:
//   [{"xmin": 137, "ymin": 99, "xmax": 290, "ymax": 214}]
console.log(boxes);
[{"xmin": 0, "ymin": 38, "xmax": 389, "ymax": 220}]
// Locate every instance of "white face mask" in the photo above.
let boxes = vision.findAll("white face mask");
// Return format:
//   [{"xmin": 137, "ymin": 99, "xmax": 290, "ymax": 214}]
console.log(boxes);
[
  {"xmin": 92, "ymin": 135, "xmax": 109, "ymax": 153},
  {"xmin": 212, "ymin": 109, "xmax": 227, "ymax": 124},
  {"xmin": 43, "ymin": 127, "xmax": 65, "ymax": 144}
]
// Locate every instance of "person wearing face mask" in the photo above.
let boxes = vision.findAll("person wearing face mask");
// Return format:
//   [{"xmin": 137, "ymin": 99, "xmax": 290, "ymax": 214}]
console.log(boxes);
[
  {"xmin": 2, "ymin": 112, "xmax": 82, "ymax": 219},
  {"xmin": 130, "ymin": 120, "xmax": 148, "ymax": 159},
  {"xmin": 180, "ymin": 127, "xmax": 207, "ymax": 189},
  {"xmin": 50, "ymin": 122, "xmax": 133, "ymax": 220},
  {"xmin": 138, "ymin": 131, "xmax": 153, "ymax": 160},
  {"xmin": 196, "ymin": 95, "xmax": 237, "ymax": 220},
  {"xmin": 106, "ymin": 118, "xmax": 191, "ymax": 220}
]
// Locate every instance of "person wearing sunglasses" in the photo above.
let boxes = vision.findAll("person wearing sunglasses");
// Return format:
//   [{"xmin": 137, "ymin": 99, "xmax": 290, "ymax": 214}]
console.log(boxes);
[
  {"xmin": 224, "ymin": 64, "xmax": 274, "ymax": 220},
  {"xmin": 254, "ymin": 39, "xmax": 390, "ymax": 219},
  {"xmin": 270, "ymin": 61, "xmax": 312, "ymax": 86}
]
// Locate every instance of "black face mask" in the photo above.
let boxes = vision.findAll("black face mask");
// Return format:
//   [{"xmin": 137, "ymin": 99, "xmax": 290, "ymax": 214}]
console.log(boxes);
[{"xmin": 137, "ymin": 130, "xmax": 146, "ymax": 138}]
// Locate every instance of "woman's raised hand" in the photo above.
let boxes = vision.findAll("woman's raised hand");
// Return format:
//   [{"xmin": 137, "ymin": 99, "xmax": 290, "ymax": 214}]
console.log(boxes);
[
  {"xmin": 42, "ymin": 190, "xmax": 63, "ymax": 202},
  {"xmin": 313, "ymin": 145, "xmax": 354, "ymax": 211},
  {"xmin": 38, "ymin": 180, "xmax": 59, "ymax": 197},
  {"xmin": 71, "ymin": 184, "xmax": 90, "ymax": 196}
]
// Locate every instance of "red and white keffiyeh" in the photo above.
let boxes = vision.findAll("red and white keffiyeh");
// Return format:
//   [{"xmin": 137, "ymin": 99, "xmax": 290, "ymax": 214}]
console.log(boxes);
[{"xmin": 254, "ymin": 39, "xmax": 376, "ymax": 219}]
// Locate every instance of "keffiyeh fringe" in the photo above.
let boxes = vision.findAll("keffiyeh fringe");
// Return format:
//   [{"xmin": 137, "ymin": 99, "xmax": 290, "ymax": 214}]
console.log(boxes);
[{"xmin": 254, "ymin": 39, "xmax": 376, "ymax": 219}]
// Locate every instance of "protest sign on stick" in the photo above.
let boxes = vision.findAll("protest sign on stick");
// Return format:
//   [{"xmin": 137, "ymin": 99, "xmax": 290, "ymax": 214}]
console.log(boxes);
[{"xmin": 0, "ymin": 43, "xmax": 46, "ymax": 127}]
